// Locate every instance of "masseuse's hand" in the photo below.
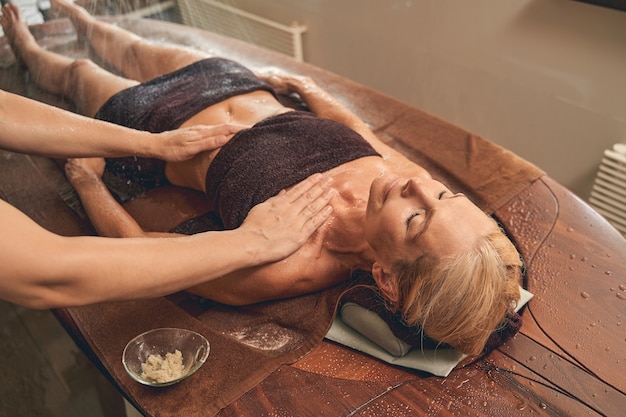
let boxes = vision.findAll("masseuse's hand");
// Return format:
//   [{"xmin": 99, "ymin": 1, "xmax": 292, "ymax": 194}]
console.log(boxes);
[
  {"xmin": 153, "ymin": 124, "xmax": 245, "ymax": 162},
  {"xmin": 241, "ymin": 173, "xmax": 335, "ymax": 262}
]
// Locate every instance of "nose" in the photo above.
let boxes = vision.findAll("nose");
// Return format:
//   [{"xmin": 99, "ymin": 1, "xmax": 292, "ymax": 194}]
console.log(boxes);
[
  {"xmin": 402, "ymin": 178, "xmax": 433, "ymax": 201},
  {"xmin": 402, "ymin": 178, "xmax": 439, "ymax": 209}
]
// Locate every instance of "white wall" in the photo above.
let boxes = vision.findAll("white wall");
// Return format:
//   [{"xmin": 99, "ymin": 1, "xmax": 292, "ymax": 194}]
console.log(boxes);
[{"xmin": 229, "ymin": 0, "xmax": 626, "ymax": 199}]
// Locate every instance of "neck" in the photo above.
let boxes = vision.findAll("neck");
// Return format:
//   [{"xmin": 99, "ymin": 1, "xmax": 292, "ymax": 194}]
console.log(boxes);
[
  {"xmin": 320, "ymin": 157, "xmax": 391, "ymax": 271},
  {"xmin": 325, "ymin": 184, "xmax": 377, "ymax": 271}
]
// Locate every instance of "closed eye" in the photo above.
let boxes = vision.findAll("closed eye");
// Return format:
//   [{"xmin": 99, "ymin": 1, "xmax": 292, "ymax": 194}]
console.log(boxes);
[
  {"xmin": 406, "ymin": 191, "xmax": 455, "ymax": 230},
  {"xmin": 406, "ymin": 211, "xmax": 420, "ymax": 229}
]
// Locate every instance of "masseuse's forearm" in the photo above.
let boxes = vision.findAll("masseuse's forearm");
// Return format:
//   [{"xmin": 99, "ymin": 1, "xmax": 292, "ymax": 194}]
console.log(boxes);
[
  {"xmin": 0, "ymin": 90, "xmax": 153, "ymax": 157},
  {"xmin": 46, "ymin": 229, "xmax": 279, "ymax": 308},
  {"xmin": 5, "ymin": 226, "xmax": 285, "ymax": 309},
  {"xmin": 0, "ymin": 90, "xmax": 233, "ymax": 161},
  {"xmin": 0, "ymin": 200, "xmax": 303, "ymax": 308}
]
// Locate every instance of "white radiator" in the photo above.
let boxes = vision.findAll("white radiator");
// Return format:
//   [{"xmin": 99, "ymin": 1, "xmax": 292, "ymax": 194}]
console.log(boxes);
[
  {"xmin": 589, "ymin": 143, "xmax": 626, "ymax": 237},
  {"xmin": 122, "ymin": 1, "xmax": 177, "ymax": 18},
  {"xmin": 177, "ymin": 0, "xmax": 307, "ymax": 61}
]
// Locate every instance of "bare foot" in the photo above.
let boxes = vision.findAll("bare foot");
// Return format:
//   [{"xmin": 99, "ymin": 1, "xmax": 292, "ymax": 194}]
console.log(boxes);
[
  {"xmin": 50, "ymin": 0, "xmax": 95, "ymax": 38},
  {"xmin": 0, "ymin": 3, "xmax": 36, "ymax": 66}
]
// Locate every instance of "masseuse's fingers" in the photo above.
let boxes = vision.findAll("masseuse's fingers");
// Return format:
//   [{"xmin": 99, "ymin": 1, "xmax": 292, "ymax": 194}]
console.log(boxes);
[
  {"xmin": 156, "ymin": 124, "xmax": 246, "ymax": 161},
  {"xmin": 242, "ymin": 173, "xmax": 335, "ymax": 261}
]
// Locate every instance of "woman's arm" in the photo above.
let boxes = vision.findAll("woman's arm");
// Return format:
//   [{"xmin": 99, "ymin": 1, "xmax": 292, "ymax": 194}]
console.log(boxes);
[
  {"xmin": 65, "ymin": 157, "xmax": 151, "ymax": 238},
  {"xmin": 0, "ymin": 173, "xmax": 334, "ymax": 309},
  {"xmin": 257, "ymin": 73, "xmax": 401, "ymax": 157},
  {"xmin": 0, "ymin": 90, "xmax": 239, "ymax": 161}
]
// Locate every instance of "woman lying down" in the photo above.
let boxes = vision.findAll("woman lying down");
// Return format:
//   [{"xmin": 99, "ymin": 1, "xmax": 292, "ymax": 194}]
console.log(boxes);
[{"xmin": 1, "ymin": 0, "xmax": 523, "ymax": 356}]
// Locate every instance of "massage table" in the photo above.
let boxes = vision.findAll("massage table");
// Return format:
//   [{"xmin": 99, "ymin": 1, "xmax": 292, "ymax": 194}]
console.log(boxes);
[{"xmin": 1, "ymin": 17, "xmax": 624, "ymax": 417}]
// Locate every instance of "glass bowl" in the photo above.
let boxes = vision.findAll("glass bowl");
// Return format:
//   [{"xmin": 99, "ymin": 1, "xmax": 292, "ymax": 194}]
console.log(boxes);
[{"xmin": 122, "ymin": 328, "xmax": 210, "ymax": 387}]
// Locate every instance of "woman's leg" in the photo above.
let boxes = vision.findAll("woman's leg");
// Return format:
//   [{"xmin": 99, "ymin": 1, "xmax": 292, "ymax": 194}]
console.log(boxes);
[
  {"xmin": 51, "ymin": 0, "xmax": 211, "ymax": 82},
  {"xmin": 1, "ymin": 3, "xmax": 137, "ymax": 117}
]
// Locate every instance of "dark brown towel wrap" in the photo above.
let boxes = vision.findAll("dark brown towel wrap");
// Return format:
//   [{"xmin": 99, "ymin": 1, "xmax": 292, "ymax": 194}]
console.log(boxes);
[
  {"xmin": 95, "ymin": 57, "xmax": 275, "ymax": 133},
  {"xmin": 205, "ymin": 111, "xmax": 381, "ymax": 229}
]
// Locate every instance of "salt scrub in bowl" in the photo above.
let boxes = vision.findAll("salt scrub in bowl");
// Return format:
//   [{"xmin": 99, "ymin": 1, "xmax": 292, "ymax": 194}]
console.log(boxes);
[
  {"xmin": 141, "ymin": 349, "xmax": 185, "ymax": 384},
  {"xmin": 123, "ymin": 328, "xmax": 210, "ymax": 387}
]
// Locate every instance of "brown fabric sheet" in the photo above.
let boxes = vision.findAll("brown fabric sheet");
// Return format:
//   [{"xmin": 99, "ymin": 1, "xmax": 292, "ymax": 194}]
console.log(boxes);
[{"xmin": 65, "ymin": 284, "xmax": 350, "ymax": 416}]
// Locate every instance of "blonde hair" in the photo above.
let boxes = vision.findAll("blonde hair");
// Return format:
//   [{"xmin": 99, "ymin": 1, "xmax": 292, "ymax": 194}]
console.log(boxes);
[{"xmin": 390, "ymin": 227, "xmax": 522, "ymax": 356}]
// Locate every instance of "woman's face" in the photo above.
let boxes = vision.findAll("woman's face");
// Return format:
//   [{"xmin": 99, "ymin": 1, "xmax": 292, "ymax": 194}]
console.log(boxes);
[{"xmin": 365, "ymin": 174, "xmax": 497, "ymax": 266}]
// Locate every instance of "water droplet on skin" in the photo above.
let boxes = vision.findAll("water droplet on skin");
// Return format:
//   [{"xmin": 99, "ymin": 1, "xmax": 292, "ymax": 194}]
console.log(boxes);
[
  {"xmin": 570, "ymin": 254, "xmax": 576, "ymax": 260},
  {"xmin": 539, "ymin": 402, "xmax": 547, "ymax": 410},
  {"xmin": 617, "ymin": 293, "xmax": 626, "ymax": 301},
  {"xmin": 619, "ymin": 284, "xmax": 626, "ymax": 291},
  {"xmin": 575, "ymin": 343, "xmax": 581, "ymax": 349},
  {"xmin": 605, "ymin": 270, "xmax": 614, "ymax": 276},
  {"xmin": 567, "ymin": 226, "xmax": 574, "ymax": 232},
  {"xmin": 581, "ymin": 292, "xmax": 590, "ymax": 299},
  {"xmin": 590, "ymin": 322, "xmax": 597, "ymax": 327},
  {"xmin": 516, "ymin": 402, "xmax": 527, "ymax": 411},
  {"xmin": 529, "ymin": 355, "xmax": 537, "ymax": 361}
]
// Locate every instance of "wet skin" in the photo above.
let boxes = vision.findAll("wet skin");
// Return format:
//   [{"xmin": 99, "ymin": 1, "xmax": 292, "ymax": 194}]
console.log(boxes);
[{"xmin": 365, "ymin": 174, "xmax": 498, "ymax": 268}]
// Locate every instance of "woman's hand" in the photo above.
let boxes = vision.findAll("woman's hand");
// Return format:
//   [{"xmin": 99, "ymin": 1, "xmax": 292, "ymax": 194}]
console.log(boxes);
[
  {"xmin": 153, "ymin": 124, "xmax": 245, "ymax": 161},
  {"xmin": 64, "ymin": 157, "xmax": 106, "ymax": 188},
  {"xmin": 256, "ymin": 71, "xmax": 316, "ymax": 96},
  {"xmin": 241, "ymin": 173, "xmax": 335, "ymax": 262}
]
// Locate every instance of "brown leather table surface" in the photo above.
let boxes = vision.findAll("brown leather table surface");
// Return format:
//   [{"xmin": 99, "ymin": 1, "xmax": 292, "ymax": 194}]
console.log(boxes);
[{"xmin": 1, "ymin": 17, "xmax": 624, "ymax": 417}]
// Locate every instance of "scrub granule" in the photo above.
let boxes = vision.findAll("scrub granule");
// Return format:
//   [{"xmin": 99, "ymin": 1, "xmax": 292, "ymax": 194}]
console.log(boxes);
[{"xmin": 140, "ymin": 349, "xmax": 185, "ymax": 383}]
